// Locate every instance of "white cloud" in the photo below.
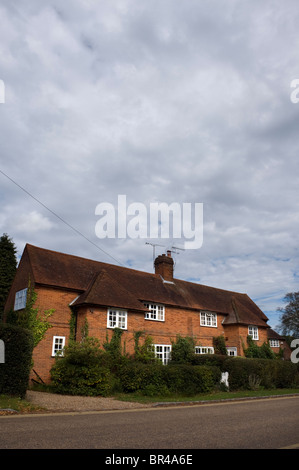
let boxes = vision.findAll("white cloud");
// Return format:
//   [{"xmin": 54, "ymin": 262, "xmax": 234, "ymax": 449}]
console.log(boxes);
[
  {"xmin": 0, "ymin": 0, "xmax": 299, "ymax": 328},
  {"xmin": 10, "ymin": 211, "xmax": 54, "ymax": 234}
]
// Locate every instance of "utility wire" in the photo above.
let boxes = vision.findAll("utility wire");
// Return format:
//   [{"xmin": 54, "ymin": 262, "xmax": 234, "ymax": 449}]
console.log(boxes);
[{"xmin": 0, "ymin": 168, "xmax": 124, "ymax": 267}]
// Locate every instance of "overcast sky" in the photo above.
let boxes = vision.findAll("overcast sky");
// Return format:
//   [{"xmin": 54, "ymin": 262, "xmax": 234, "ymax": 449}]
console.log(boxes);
[{"xmin": 1, "ymin": 1, "xmax": 299, "ymax": 329}]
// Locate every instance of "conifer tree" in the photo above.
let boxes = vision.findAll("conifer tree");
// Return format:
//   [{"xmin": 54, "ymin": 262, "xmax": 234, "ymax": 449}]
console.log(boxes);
[{"xmin": 0, "ymin": 233, "xmax": 17, "ymax": 320}]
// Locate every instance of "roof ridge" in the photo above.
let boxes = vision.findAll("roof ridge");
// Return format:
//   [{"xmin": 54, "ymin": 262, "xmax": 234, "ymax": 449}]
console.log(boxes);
[
  {"xmin": 26, "ymin": 243, "xmax": 111, "ymax": 267},
  {"xmin": 25, "ymin": 243, "xmax": 158, "ymax": 278}
]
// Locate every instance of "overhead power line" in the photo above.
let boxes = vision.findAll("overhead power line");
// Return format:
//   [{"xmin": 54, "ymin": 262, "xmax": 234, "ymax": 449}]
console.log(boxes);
[{"xmin": 0, "ymin": 168, "xmax": 124, "ymax": 267}]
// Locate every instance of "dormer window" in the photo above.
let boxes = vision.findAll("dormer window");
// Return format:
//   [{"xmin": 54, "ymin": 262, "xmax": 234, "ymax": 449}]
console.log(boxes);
[{"xmin": 144, "ymin": 302, "xmax": 165, "ymax": 321}]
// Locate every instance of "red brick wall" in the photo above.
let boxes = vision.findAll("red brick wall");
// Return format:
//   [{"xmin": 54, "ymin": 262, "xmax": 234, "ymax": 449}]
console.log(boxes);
[
  {"xmin": 29, "ymin": 286, "xmax": 78, "ymax": 383},
  {"xmin": 223, "ymin": 324, "xmax": 268, "ymax": 356},
  {"xmin": 75, "ymin": 306, "xmax": 270, "ymax": 359},
  {"xmin": 76, "ymin": 305, "xmax": 227, "ymax": 356}
]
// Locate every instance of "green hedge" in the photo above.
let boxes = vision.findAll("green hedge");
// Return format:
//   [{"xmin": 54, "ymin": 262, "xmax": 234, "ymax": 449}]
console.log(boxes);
[
  {"xmin": 189, "ymin": 354, "xmax": 299, "ymax": 391},
  {"xmin": 223, "ymin": 357, "xmax": 299, "ymax": 390},
  {"xmin": 117, "ymin": 360, "xmax": 165, "ymax": 394},
  {"xmin": 190, "ymin": 353, "xmax": 228, "ymax": 369},
  {"xmin": 49, "ymin": 338, "xmax": 299, "ymax": 397},
  {"xmin": 0, "ymin": 323, "xmax": 34, "ymax": 398},
  {"xmin": 162, "ymin": 364, "xmax": 221, "ymax": 395},
  {"xmin": 117, "ymin": 361, "xmax": 221, "ymax": 396}
]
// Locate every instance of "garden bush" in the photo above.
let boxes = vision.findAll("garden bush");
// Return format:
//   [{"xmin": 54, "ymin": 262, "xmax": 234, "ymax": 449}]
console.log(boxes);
[
  {"xmin": 191, "ymin": 353, "xmax": 228, "ymax": 370},
  {"xmin": 223, "ymin": 357, "xmax": 299, "ymax": 390},
  {"xmin": 118, "ymin": 360, "xmax": 164, "ymax": 393},
  {"xmin": 273, "ymin": 360, "xmax": 299, "ymax": 388},
  {"xmin": 162, "ymin": 364, "xmax": 221, "ymax": 396},
  {"xmin": 0, "ymin": 322, "xmax": 34, "ymax": 398},
  {"xmin": 50, "ymin": 338, "xmax": 115, "ymax": 396},
  {"xmin": 170, "ymin": 335, "xmax": 196, "ymax": 364}
]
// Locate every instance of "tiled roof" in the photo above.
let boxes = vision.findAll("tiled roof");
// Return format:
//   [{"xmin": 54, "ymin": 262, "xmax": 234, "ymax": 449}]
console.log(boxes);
[
  {"xmin": 24, "ymin": 244, "xmax": 269, "ymax": 327},
  {"xmin": 267, "ymin": 328, "xmax": 284, "ymax": 340}
]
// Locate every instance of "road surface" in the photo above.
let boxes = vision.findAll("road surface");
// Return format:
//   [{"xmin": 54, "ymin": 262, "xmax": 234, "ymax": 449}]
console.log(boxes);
[{"xmin": 0, "ymin": 396, "xmax": 298, "ymax": 450}]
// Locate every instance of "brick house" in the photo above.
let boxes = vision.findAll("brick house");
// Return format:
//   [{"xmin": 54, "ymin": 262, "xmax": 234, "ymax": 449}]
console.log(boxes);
[{"xmin": 4, "ymin": 244, "xmax": 288, "ymax": 383}]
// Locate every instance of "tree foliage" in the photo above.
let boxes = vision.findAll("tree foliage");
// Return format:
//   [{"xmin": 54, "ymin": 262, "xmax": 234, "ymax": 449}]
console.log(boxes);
[
  {"xmin": 213, "ymin": 335, "xmax": 228, "ymax": 355},
  {"xmin": 277, "ymin": 292, "xmax": 299, "ymax": 337},
  {"xmin": 7, "ymin": 283, "xmax": 54, "ymax": 348},
  {"xmin": 171, "ymin": 335, "xmax": 196, "ymax": 363},
  {"xmin": 0, "ymin": 233, "xmax": 17, "ymax": 320},
  {"xmin": 243, "ymin": 335, "xmax": 276, "ymax": 359}
]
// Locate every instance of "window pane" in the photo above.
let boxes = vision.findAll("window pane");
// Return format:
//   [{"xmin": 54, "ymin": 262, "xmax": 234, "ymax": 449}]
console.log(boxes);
[
  {"xmin": 14, "ymin": 288, "xmax": 28, "ymax": 311},
  {"xmin": 107, "ymin": 309, "xmax": 127, "ymax": 329},
  {"xmin": 52, "ymin": 336, "xmax": 65, "ymax": 356},
  {"xmin": 144, "ymin": 303, "xmax": 164, "ymax": 321},
  {"xmin": 154, "ymin": 345, "xmax": 171, "ymax": 365},
  {"xmin": 200, "ymin": 311, "xmax": 217, "ymax": 327}
]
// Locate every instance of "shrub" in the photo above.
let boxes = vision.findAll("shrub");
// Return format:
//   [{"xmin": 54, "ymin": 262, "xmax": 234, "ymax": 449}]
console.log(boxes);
[
  {"xmin": 51, "ymin": 361, "xmax": 113, "ymax": 396},
  {"xmin": 103, "ymin": 327, "xmax": 124, "ymax": 359},
  {"xmin": 223, "ymin": 357, "xmax": 299, "ymax": 390},
  {"xmin": 213, "ymin": 336, "xmax": 227, "ymax": 355},
  {"xmin": 133, "ymin": 331, "xmax": 156, "ymax": 363},
  {"xmin": 171, "ymin": 335, "xmax": 196, "ymax": 364},
  {"xmin": 0, "ymin": 323, "xmax": 34, "ymax": 398},
  {"xmin": 118, "ymin": 360, "xmax": 164, "ymax": 393},
  {"xmin": 274, "ymin": 360, "xmax": 299, "ymax": 388},
  {"xmin": 50, "ymin": 338, "xmax": 115, "ymax": 396},
  {"xmin": 162, "ymin": 364, "xmax": 221, "ymax": 395},
  {"xmin": 244, "ymin": 336, "xmax": 276, "ymax": 359},
  {"xmin": 191, "ymin": 353, "xmax": 228, "ymax": 370}
]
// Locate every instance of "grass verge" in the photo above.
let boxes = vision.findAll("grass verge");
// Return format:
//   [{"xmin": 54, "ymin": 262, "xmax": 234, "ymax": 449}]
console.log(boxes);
[
  {"xmin": 114, "ymin": 388, "xmax": 299, "ymax": 404},
  {"xmin": 0, "ymin": 394, "xmax": 44, "ymax": 414}
]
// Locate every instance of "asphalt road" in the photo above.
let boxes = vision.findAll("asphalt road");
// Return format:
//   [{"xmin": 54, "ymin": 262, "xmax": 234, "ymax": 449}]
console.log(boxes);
[{"xmin": 0, "ymin": 396, "xmax": 299, "ymax": 450}]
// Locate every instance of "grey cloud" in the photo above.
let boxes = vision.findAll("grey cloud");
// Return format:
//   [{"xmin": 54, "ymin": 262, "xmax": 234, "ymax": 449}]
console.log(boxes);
[{"xmin": 0, "ymin": 1, "xmax": 299, "ymax": 327}]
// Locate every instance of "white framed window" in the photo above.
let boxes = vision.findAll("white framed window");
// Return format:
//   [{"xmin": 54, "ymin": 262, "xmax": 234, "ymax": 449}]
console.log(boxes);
[
  {"xmin": 226, "ymin": 347, "xmax": 237, "ymax": 356},
  {"xmin": 269, "ymin": 339, "xmax": 280, "ymax": 348},
  {"xmin": 248, "ymin": 325, "xmax": 259, "ymax": 340},
  {"xmin": 154, "ymin": 344, "xmax": 172, "ymax": 365},
  {"xmin": 144, "ymin": 302, "xmax": 165, "ymax": 321},
  {"xmin": 52, "ymin": 336, "xmax": 65, "ymax": 356},
  {"xmin": 107, "ymin": 309, "xmax": 127, "ymax": 330},
  {"xmin": 14, "ymin": 288, "xmax": 28, "ymax": 311},
  {"xmin": 195, "ymin": 346, "xmax": 214, "ymax": 355},
  {"xmin": 200, "ymin": 311, "xmax": 217, "ymax": 327}
]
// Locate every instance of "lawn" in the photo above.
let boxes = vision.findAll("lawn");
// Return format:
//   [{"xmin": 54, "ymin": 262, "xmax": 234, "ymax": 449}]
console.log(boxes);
[
  {"xmin": 1, "ymin": 388, "xmax": 298, "ymax": 414},
  {"xmin": 0, "ymin": 394, "xmax": 44, "ymax": 414},
  {"xmin": 114, "ymin": 388, "xmax": 299, "ymax": 404}
]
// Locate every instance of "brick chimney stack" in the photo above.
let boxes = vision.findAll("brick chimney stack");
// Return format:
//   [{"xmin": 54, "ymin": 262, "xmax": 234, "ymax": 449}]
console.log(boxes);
[{"xmin": 154, "ymin": 251, "xmax": 174, "ymax": 282}]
